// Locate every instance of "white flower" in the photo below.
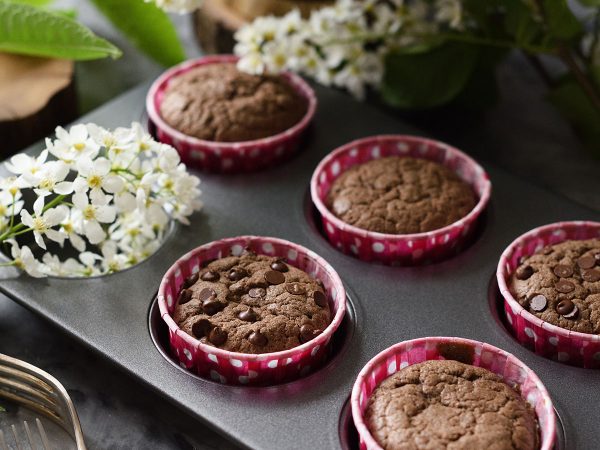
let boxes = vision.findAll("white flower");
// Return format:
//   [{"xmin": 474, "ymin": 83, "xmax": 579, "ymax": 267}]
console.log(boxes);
[
  {"xmin": 5, "ymin": 150, "xmax": 48, "ymax": 176},
  {"xmin": 42, "ymin": 253, "xmax": 87, "ymax": 277},
  {"xmin": 6, "ymin": 240, "xmax": 46, "ymax": 278},
  {"xmin": 60, "ymin": 210, "xmax": 87, "ymax": 253},
  {"xmin": 49, "ymin": 124, "xmax": 100, "ymax": 164},
  {"xmin": 146, "ymin": 0, "xmax": 203, "ymax": 14},
  {"xmin": 73, "ymin": 157, "xmax": 124, "ymax": 199},
  {"xmin": 0, "ymin": 122, "xmax": 202, "ymax": 278},
  {"xmin": 23, "ymin": 160, "xmax": 73, "ymax": 198},
  {"xmin": 20, "ymin": 201, "xmax": 68, "ymax": 249},
  {"xmin": 435, "ymin": 0, "xmax": 463, "ymax": 30},
  {"xmin": 72, "ymin": 192, "xmax": 116, "ymax": 245}
]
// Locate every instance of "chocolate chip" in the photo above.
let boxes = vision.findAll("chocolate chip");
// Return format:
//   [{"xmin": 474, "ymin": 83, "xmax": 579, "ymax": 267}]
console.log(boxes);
[
  {"xmin": 228, "ymin": 268, "xmax": 248, "ymax": 281},
  {"xmin": 552, "ymin": 264, "xmax": 573, "ymax": 278},
  {"xmin": 555, "ymin": 280, "xmax": 575, "ymax": 293},
  {"xmin": 248, "ymin": 287, "xmax": 266, "ymax": 298},
  {"xmin": 192, "ymin": 319, "xmax": 212, "ymax": 338},
  {"xmin": 201, "ymin": 270, "xmax": 219, "ymax": 282},
  {"xmin": 516, "ymin": 265, "xmax": 534, "ymax": 280},
  {"xmin": 582, "ymin": 269, "xmax": 600, "ymax": 282},
  {"xmin": 313, "ymin": 291, "xmax": 328, "ymax": 307},
  {"xmin": 265, "ymin": 270, "xmax": 285, "ymax": 285},
  {"xmin": 238, "ymin": 309, "xmax": 258, "ymax": 322},
  {"xmin": 183, "ymin": 272, "xmax": 199, "ymax": 288},
  {"xmin": 286, "ymin": 283, "xmax": 306, "ymax": 295},
  {"xmin": 563, "ymin": 304, "xmax": 579, "ymax": 320},
  {"xmin": 209, "ymin": 327, "xmax": 228, "ymax": 346},
  {"xmin": 199, "ymin": 288, "xmax": 216, "ymax": 302},
  {"xmin": 248, "ymin": 331, "xmax": 267, "ymax": 346},
  {"xmin": 178, "ymin": 289, "xmax": 192, "ymax": 305},
  {"xmin": 577, "ymin": 255, "xmax": 596, "ymax": 270},
  {"xmin": 270, "ymin": 260, "xmax": 288, "ymax": 272},
  {"xmin": 556, "ymin": 299, "xmax": 575, "ymax": 316},
  {"xmin": 202, "ymin": 298, "xmax": 224, "ymax": 316},
  {"xmin": 299, "ymin": 325, "xmax": 317, "ymax": 343},
  {"xmin": 595, "ymin": 253, "xmax": 600, "ymax": 263},
  {"xmin": 529, "ymin": 294, "xmax": 547, "ymax": 312}
]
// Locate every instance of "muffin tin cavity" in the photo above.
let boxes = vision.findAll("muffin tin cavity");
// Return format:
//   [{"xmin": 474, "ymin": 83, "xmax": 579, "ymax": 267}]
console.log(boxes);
[
  {"xmin": 309, "ymin": 135, "xmax": 492, "ymax": 265},
  {"xmin": 149, "ymin": 292, "xmax": 357, "ymax": 387},
  {"xmin": 338, "ymin": 392, "xmax": 568, "ymax": 450}
]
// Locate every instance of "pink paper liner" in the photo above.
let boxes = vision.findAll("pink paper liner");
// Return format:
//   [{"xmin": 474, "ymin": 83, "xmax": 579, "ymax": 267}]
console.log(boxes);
[
  {"xmin": 497, "ymin": 221, "xmax": 600, "ymax": 368},
  {"xmin": 310, "ymin": 135, "xmax": 492, "ymax": 265},
  {"xmin": 351, "ymin": 337, "xmax": 556, "ymax": 450},
  {"xmin": 146, "ymin": 55, "xmax": 317, "ymax": 173},
  {"xmin": 158, "ymin": 236, "xmax": 346, "ymax": 386}
]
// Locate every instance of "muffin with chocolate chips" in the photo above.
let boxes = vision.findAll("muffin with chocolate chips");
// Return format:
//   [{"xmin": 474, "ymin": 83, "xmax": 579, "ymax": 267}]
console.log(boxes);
[
  {"xmin": 364, "ymin": 360, "xmax": 539, "ymax": 450},
  {"xmin": 173, "ymin": 252, "xmax": 332, "ymax": 353},
  {"xmin": 325, "ymin": 157, "xmax": 477, "ymax": 234},
  {"xmin": 159, "ymin": 63, "xmax": 308, "ymax": 143},
  {"xmin": 509, "ymin": 239, "xmax": 600, "ymax": 334}
]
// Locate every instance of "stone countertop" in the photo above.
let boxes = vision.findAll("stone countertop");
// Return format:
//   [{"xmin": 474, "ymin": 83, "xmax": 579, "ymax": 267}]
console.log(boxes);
[{"xmin": 0, "ymin": 1, "xmax": 598, "ymax": 449}]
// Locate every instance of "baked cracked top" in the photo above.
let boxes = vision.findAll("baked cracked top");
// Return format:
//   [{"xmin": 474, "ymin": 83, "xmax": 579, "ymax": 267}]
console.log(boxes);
[
  {"xmin": 159, "ymin": 63, "xmax": 307, "ymax": 142},
  {"xmin": 325, "ymin": 157, "xmax": 477, "ymax": 234},
  {"xmin": 173, "ymin": 252, "xmax": 331, "ymax": 354},
  {"xmin": 365, "ymin": 360, "xmax": 538, "ymax": 450},
  {"xmin": 509, "ymin": 238, "xmax": 600, "ymax": 334}
]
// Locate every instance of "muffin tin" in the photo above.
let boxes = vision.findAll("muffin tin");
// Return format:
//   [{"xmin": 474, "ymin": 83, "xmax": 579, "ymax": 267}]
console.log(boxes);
[{"xmin": 0, "ymin": 81, "xmax": 599, "ymax": 449}]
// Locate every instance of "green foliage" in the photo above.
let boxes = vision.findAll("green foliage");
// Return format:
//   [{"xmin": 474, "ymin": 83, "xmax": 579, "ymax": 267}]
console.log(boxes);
[
  {"xmin": 0, "ymin": 2, "xmax": 121, "ymax": 60},
  {"xmin": 542, "ymin": 0, "xmax": 582, "ymax": 40},
  {"xmin": 3, "ymin": 0, "xmax": 53, "ymax": 5},
  {"xmin": 90, "ymin": 0, "xmax": 185, "ymax": 67},
  {"xmin": 382, "ymin": 42, "xmax": 479, "ymax": 109},
  {"xmin": 548, "ymin": 75, "xmax": 600, "ymax": 155}
]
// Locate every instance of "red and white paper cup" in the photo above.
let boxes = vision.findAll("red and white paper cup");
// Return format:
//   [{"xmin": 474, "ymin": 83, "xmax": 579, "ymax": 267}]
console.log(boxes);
[
  {"xmin": 158, "ymin": 236, "xmax": 346, "ymax": 386},
  {"xmin": 146, "ymin": 55, "xmax": 317, "ymax": 173},
  {"xmin": 497, "ymin": 221, "xmax": 600, "ymax": 368},
  {"xmin": 310, "ymin": 135, "xmax": 491, "ymax": 265},
  {"xmin": 351, "ymin": 337, "xmax": 556, "ymax": 450}
]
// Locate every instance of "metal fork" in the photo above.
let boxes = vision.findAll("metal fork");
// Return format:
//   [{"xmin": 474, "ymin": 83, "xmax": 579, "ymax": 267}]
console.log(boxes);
[
  {"xmin": 0, "ymin": 418, "xmax": 51, "ymax": 450},
  {"xmin": 0, "ymin": 354, "xmax": 86, "ymax": 449}
]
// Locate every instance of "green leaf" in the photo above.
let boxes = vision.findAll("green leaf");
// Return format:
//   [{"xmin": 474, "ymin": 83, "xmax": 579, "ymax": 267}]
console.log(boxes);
[
  {"xmin": 3, "ymin": 0, "xmax": 53, "ymax": 6},
  {"xmin": 576, "ymin": 0, "xmax": 600, "ymax": 6},
  {"xmin": 451, "ymin": 47, "xmax": 506, "ymax": 110},
  {"xmin": 0, "ymin": 405, "xmax": 5, "ymax": 412},
  {"xmin": 90, "ymin": 0, "xmax": 185, "ymax": 67},
  {"xmin": 547, "ymin": 76, "xmax": 600, "ymax": 155},
  {"xmin": 543, "ymin": 0, "xmax": 582, "ymax": 40},
  {"xmin": 381, "ymin": 42, "xmax": 480, "ymax": 109},
  {"xmin": 0, "ymin": 2, "xmax": 121, "ymax": 60}
]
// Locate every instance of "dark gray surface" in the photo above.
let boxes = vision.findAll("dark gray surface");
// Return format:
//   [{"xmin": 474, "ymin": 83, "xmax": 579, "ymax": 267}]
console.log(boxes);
[{"xmin": 0, "ymin": 82, "xmax": 599, "ymax": 450}]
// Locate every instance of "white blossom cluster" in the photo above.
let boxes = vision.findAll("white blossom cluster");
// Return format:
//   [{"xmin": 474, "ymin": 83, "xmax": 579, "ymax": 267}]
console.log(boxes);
[
  {"xmin": 0, "ymin": 123, "xmax": 202, "ymax": 278},
  {"xmin": 146, "ymin": 0, "xmax": 203, "ymax": 14},
  {"xmin": 234, "ymin": 0, "xmax": 464, "ymax": 99}
]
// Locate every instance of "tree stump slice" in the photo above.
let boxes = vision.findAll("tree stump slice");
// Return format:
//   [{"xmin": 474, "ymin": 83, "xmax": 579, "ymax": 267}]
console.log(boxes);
[
  {"xmin": 0, "ymin": 53, "xmax": 77, "ymax": 156},
  {"xmin": 194, "ymin": 0, "xmax": 332, "ymax": 54}
]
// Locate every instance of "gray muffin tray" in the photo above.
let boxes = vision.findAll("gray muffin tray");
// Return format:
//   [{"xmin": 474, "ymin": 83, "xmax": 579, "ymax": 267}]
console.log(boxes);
[{"xmin": 1, "ymin": 81, "xmax": 599, "ymax": 450}]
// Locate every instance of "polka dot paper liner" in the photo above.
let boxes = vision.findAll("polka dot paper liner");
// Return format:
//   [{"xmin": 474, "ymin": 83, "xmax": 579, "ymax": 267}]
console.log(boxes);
[
  {"xmin": 146, "ymin": 55, "xmax": 317, "ymax": 173},
  {"xmin": 158, "ymin": 236, "xmax": 346, "ymax": 386},
  {"xmin": 351, "ymin": 337, "xmax": 556, "ymax": 450},
  {"xmin": 497, "ymin": 221, "xmax": 600, "ymax": 368},
  {"xmin": 310, "ymin": 135, "xmax": 492, "ymax": 265}
]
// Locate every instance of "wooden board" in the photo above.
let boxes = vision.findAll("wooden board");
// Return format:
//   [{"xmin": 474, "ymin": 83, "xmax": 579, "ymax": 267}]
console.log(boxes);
[{"xmin": 0, "ymin": 53, "xmax": 77, "ymax": 156}]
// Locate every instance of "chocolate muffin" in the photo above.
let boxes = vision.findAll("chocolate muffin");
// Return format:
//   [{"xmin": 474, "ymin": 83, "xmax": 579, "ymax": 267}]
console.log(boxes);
[
  {"xmin": 173, "ymin": 252, "xmax": 331, "ymax": 353},
  {"xmin": 365, "ymin": 360, "xmax": 538, "ymax": 450},
  {"xmin": 326, "ymin": 157, "xmax": 476, "ymax": 234},
  {"xmin": 159, "ymin": 63, "xmax": 307, "ymax": 142},
  {"xmin": 509, "ymin": 239, "xmax": 600, "ymax": 334}
]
